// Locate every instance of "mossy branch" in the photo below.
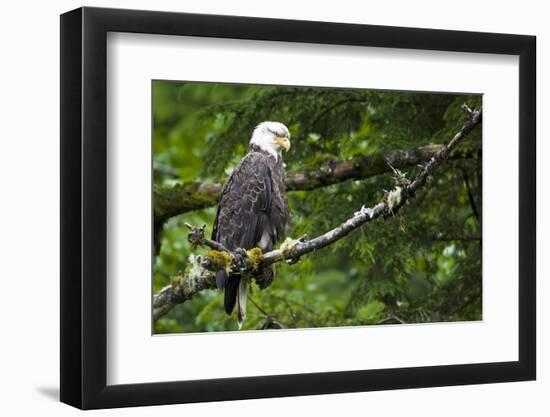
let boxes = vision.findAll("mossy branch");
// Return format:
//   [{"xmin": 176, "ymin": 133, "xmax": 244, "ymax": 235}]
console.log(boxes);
[
  {"xmin": 153, "ymin": 105, "xmax": 481, "ymax": 323},
  {"xmin": 153, "ymin": 143, "xmax": 476, "ymax": 224}
]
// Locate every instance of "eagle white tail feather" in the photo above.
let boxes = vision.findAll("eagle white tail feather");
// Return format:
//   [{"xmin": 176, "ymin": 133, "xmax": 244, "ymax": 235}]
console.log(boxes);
[{"xmin": 237, "ymin": 278, "xmax": 249, "ymax": 329}]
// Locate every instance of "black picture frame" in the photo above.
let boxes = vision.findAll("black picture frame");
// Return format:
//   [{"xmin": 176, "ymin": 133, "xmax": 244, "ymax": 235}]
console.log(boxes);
[{"xmin": 60, "ymin": 6, "xmax": 536, "ymax": 410}]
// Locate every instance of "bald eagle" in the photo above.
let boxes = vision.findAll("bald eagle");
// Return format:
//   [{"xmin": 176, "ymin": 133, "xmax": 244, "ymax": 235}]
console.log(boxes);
[{"xmin": 212, "ymin": 121, "xmax": 291, "ymax": 327}]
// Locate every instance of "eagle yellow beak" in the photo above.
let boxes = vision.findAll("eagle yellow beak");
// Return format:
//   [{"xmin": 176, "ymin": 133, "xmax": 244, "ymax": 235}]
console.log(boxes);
[{"xmin": 275, "ymin": 136, "xmax": 291, "ymax": 152}]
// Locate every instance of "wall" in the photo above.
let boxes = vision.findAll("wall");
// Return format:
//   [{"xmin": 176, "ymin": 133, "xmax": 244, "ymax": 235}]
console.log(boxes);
[{"xmin": 0, "ymin": 0, "xmax": 546, "ymax": 415}]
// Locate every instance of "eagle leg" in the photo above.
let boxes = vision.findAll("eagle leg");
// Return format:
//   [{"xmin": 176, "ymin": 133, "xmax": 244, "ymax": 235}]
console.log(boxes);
[{"xmin": 233, "ymin": 247, "xmax": 248, "ymax": 271}]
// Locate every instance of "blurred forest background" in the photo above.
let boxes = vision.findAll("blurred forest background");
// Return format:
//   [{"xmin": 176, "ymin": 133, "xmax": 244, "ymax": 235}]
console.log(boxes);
[{"xmin": 152, "ymin": 81, "xmax": 482, "ymax": 334}]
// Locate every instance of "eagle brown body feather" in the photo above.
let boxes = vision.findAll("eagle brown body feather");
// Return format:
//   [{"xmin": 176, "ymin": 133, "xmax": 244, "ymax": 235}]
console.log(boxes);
[{"xmin": 212, "ymin": 144, "xmax": 290, "ymax": 316}]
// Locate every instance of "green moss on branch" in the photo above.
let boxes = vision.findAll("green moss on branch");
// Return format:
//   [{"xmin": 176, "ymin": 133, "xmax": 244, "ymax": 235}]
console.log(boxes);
[
  {"xmin": 153, "ymin": 144, "xmax": 476, "ymax": 224},
  {"xmin": 153, "ymin": 182, "xmax": 221, "ymax": 222}
]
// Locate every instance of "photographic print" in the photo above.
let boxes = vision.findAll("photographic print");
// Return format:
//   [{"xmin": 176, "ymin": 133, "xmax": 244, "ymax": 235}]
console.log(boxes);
[{"xmin": 152, "ymin": 81, "xmax": 482, "ymax": 334}]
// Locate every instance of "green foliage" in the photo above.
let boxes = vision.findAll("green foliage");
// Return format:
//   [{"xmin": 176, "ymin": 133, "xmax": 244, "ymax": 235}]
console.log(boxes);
[{"xmin": 153, "ymin": 81, "xmax": 482, "ymax": 333}]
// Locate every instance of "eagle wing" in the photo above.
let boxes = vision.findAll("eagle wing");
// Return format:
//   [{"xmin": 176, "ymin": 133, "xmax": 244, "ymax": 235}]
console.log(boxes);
[{"xmin": 212, "ymin": 151, "xmax": 275, "ymax": 252}]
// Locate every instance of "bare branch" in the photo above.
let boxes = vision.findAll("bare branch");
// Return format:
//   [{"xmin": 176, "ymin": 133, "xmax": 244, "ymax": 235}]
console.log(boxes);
[{"xmin": 153, "ymin": 106, "xmax": 481, "ymax": 323}]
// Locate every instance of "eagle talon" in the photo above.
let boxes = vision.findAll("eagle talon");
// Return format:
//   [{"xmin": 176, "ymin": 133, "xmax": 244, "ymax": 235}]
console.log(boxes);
[{"xmin": 233, "ymin": 248, "xmax": 248, "ymax": 271}]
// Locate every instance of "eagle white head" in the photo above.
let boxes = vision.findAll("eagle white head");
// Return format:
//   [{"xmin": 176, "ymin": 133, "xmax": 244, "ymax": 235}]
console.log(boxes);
[{"xmin": 250, "ymin": 121, "xmax": 291, "ymax": 158}]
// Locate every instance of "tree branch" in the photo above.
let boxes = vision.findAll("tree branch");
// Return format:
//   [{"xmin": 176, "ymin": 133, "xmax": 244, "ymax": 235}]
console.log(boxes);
[
  {"xmin": 153, "ymin": 105, "xmax": 481, "ymax": 323},
  {"xmin": 153, "ymin": 143, "xmax": 476, "ymax": 223}
]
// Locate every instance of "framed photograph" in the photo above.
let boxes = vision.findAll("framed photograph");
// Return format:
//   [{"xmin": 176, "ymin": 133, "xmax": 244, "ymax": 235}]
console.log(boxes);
[{"xmin": 60, "ymin": 6, "xmax": 536, "ymax": 409}]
